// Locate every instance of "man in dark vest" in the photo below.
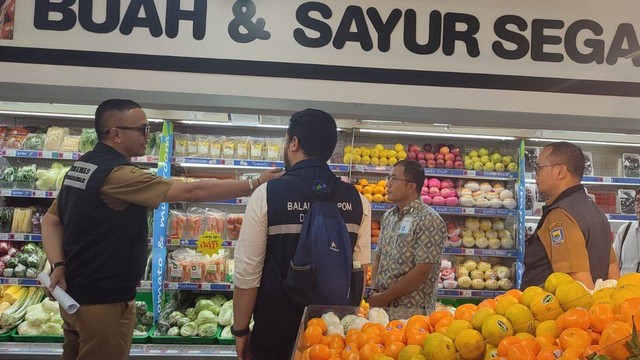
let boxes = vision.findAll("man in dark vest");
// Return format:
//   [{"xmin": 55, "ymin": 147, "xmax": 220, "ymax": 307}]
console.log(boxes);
[
  {"xmin": 232, "ymin": 109, "xmax": 371, "ymax": 360},
  {"xmin": 41, "ymin": 99, "xmax": 282, "ymax": 360},
  {"xmin": 522, "ymin": 141, "xmax": 619, "ymax": 289}
]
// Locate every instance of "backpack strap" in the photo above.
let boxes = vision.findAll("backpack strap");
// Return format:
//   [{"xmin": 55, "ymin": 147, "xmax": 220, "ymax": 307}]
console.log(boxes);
[{"xmin": 618, "ymin": 222, "xmax": 633, "ymax": 271}]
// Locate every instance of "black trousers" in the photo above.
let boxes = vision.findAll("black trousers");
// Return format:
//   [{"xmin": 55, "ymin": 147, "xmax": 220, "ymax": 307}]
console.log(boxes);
[{"xmin": 252, "ymin": 347, "xmax": 291, "ymax": 360}]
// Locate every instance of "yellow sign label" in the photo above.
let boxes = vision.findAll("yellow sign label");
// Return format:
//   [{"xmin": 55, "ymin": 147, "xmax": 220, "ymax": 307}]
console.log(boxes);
[{"xmin": 196, "ymin": 231, "xmax": 223, "ymax": 256}]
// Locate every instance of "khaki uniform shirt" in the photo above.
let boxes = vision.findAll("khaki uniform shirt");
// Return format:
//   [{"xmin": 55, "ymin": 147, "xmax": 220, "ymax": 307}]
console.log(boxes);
[{"xmin": 376, "ymin": 198, "xmax": 447, "ymax": 311}]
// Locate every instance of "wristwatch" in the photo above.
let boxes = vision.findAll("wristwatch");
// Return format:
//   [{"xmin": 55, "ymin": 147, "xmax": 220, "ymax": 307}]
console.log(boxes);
[{"xmin": 230, "ymin": 326, "xmax": 250, "ymax": 337}]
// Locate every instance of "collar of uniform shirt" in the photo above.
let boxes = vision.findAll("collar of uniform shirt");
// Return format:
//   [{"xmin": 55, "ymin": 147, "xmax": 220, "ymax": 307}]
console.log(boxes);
[{"xmin": 393, "ymin": 197, "xmax": 423, "ymax": 217}]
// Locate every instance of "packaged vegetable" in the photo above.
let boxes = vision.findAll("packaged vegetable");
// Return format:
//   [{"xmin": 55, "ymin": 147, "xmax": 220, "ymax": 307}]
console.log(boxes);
[
  {"xmin": 173, "ymin": 134, "xmax": 188, "ymax": 157},
  {"xmin": 0, "ymin": 207, "xmax": 14, "ymax": 232},
  {"xmin": 209, "ymin": 137, "xmax": 223, "ymax": 158},
  {"xmin": 60, "ymin": 135, "xmax": 81, "ymax": 152},
  {"xmin": 145, "ymin": 132, "xmax": 159, "ymax": 156},
  {"xmin": 12, "ymin": 207, "xmax": 33, "ymax": 233},
  {"xmin": 235, "ymin": 137, "xmax": 250, "ymax": 159},
  {"xmin": 266, "ymin": 138, "xmax": 283, "ymax": 161},
  {"xmin": 14, "ymin": 263, "xmax": 27, "ymax": 277},
  {"xmin": 187, "ymin": 208, "xmax": 206, "ymax": 239},
  {"xmin": 187, "ymin": 135, "xmax": 198, "ymax": 156},
  {"xmin": 250, "ymin": 138, "xmax": 265, "ymax": 160},
  {"xmin": 79, "ymin": 128, "xmax": 98, "ymax": 153},
  {"xmin": 168, "ymin": 258, "xmax": 184, "ymax": 282},
  {"xmin": 196, "ymin": 135, "xmax": 209, "ymax": 157},
  {"xmin": 188, "ymin": 255, "xmax": 205, "ymax": 282},
  {"xmin": 226, "ymin": 214, "xmax": 243, "ymax": 240},
  {"xmin": 22, "ymin": 134, "xmax": 45, "ymax": 150},
  {"xmin": 26, "ymin": 267, "xmax": 38, "ymax": 278},
  {"xmin": 3, "ymin": 267, "xmax": 13, "ymax": 277},
  {"xmin": 205, "ymin": 208, "xmax": 226, "ymax": 238},
  {"xmin": 5, "ymin": 128, "xmax": 30, "ymax": 149},
  {"xmin": 169, "ymin": 210, "xmax": 188, "ymax": 238},
  {"xmin": 222, "ymin": 138, "xmax": 235, "ymax": 159},
  {"xmin": 43, "ymin": 127, "xmax": 69, "ymax": 151}
]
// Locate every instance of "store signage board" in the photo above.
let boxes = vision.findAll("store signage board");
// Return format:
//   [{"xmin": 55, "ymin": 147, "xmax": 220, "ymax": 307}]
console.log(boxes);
[{"xmin": 0, "ymin": 1, "xmax": 639, "ymax": 119}]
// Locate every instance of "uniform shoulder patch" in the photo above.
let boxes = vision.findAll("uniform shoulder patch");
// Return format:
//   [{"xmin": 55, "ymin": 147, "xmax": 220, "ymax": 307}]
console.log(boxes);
[
  {"xmin": 550, "ymin": 228, "xmax": 565, "ymax": 246},
  {"xmin": 548, "ymin": 221, "xmax": 563, "ymax": 231}
]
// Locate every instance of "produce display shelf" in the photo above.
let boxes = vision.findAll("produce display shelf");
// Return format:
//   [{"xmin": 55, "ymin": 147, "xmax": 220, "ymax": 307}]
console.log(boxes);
[
  {"xmin": 137, "ymin": 281, "xmax": 233, "ymax": 291},
  {"xmin": 0, "ymin": 343, "xmax": 237, "ymax": 359},
  {"xmin": 0, "ymin": 277, "xmax": 40, "ymax": 286},
  {"xmin": 352, "ymin": 165, "xmax": 517, "ymax": 180},
  {"xmin": 526, "ymin": 214, "xmax": 638, "ymax": 222},
  {"xmin": 174, "ymin": 157, "xmax": 349, "ymax": 172},
  {"xmin": 0, "ymin": 233, "xmax": 42, "ymax": 241},
  {"xmin": 131, "ymin": 155, "xmax": 161, "ymax": 163},
  {"xmin": 525, "ymin": 172, "xmax": 640, "ymax": 185},
  {"xmin": 441, "ymin": 247, "xmax": 518, "ymax": 258},
  {"xmin": 0, "ymin": 189, "xmax": 58, "ymax": 198},
  {"xmin": 0, "ymin": 149, "xmax": 81, "ymax": 160},
  {"xmin": 167, "ymin": 239, "xmax": 237, "ymax": 247},
  {"xmin": 370, "ymin": 203, "xmax": 518, "ymax": 217},
  {"xmin": 437, "ymin": 289, "xmax": 506, "ymax": 298}
]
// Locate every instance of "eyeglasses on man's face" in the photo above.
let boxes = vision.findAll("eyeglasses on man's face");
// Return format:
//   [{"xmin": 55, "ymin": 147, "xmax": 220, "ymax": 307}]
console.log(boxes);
[
  {"xmin": 385, "ymin": 175, "xmax": 413, "ymax": 185},
  {"xmin": 103, "ymin": 124, "xmax": 151, "ymax": 137},
  {"xmin": 534, "ymin": 163, "xmax": 564, "ymax": 174}
]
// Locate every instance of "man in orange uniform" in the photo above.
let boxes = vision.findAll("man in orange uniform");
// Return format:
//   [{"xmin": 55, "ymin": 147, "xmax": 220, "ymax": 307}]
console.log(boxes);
[{"xmin": 522, "ymin": 142, "xmax": 619, "ymax": 289}]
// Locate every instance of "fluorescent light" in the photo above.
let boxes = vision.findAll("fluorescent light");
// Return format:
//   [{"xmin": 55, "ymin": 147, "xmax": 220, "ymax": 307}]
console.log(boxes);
[
  {"xmin": 256, "ymin": 124, "xmax": 288, "ymax": 129},
  {"xmin": 178, "ymin": 163, "xmax": 280, "ymax": 170},
  {"xmin": 178, "ymin": 120, "xmax": 232, "ymax": 126},
  {"xmin": 359, "ymin": 129, "xmax": 516, "ymax": 141},
  {"xmin": 0, "ymin": 110, "xmax": 94, "ymax": 119},
  {"xmin": 148, "ymin": 118, "xmax": 163, "ymax": 123},
  {"xmin": 528, "ymin": 138, "xmax": 640, "ymax": 147}
]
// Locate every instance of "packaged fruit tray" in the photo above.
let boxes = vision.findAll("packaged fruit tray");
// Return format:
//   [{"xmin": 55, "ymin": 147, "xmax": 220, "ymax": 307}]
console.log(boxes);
[{"xmin": 149, "ymin": 325, "xmax": 217, "ymax": 345}]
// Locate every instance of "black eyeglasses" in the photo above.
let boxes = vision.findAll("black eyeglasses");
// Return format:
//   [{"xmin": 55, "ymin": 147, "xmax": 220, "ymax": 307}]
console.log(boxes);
[
  {"xmin": 386, "ymin": 176, "xmax": 413, "ymax": 185},
  {"xmin": 103, "ymin": 124, "xmax": 151, "ymax": 137},
  {"xmin": 534, "ymin": 163, "xmax": 564, "ymax": 174}
]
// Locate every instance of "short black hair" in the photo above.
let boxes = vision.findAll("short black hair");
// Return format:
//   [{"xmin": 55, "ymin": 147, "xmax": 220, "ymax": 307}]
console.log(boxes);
[
  {"xmin": 287, "ymin": 109, "xmax": 337, "ymax": 161},
  {"xmin": 544, "ymin": 141, "xmax": 585, "ymax": 181},
  {"xmin": 95, "ymin": 99, "xmax": 142, "ymax": 141},
  {"xmin": 395, "ymin": 160, "xmax": 425, "ymax": 195}
]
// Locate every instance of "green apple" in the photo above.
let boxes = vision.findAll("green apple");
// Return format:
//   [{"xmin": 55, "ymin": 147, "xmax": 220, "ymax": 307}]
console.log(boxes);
[
  {"xmin": 507, "ymin": 162, "xmax": 518, "ymax": 172},
  {"xmin": 484, "ymin": 162, "xmax": 495, "ymax": 171},
  {"xmin": 480, "ymin": 155, "xmax": 491, "ymax": 164},
  {"xmin": 471, "ymin": 156, "xmax": 481, "ymax": 164},
  {"xmin": 490, "ymin": 153, "xmax": 503, "ymax": 164},
  {"xmin": 464, "ymin": 155, "xmax": 471, "ymax": 162},
  {"xmin": 478, "ymin": 147, "xmax": 489, "ymax": 156},
  {"xmin": 464, "ymin": 159, "xmax": 473, "ymax": 169},
  {"xmin": 494, "ymin": 163, "xmax": 505, "ymax": 172},
  {"xmin": 468, "ymin": 150, "xmax": 479, "ymax": 158},
  {"xmin": 474, "ymin": 162, "xmax": 484, "ymax": 171},
  {"xmin": 501, "ymin": 155, "xmax": 513, "ymax": 166}
]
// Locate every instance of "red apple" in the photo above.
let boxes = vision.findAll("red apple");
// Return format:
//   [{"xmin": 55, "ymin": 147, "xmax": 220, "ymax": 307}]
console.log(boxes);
[
  {"xmin": 423, "ymin": 144, "xmax": 433, "ymax": 152},
  {"xmin": 454, "ymin": 161, "xmax": 464, "ymax": 169},
  {"xmin": 455, "ymin": 156, "xmax": 463, "ymax": 162},
  {"xmin": 425, "ymin": 152, "xmax": 435, "ymax": 161},
  {"xmin": 426, "ymin": 159, "xmax": 435, "ymax": 168},
  {"xmin": 440, "ymin": 146, "xmax": 450, "ymax": 155},
  {"xmin": 407, "ymin": 152, "xmax": 417, "ymax": 160},
  {"xmin": 445, "ymin": 160, "xmax": 454, "ymax": 169},
  {"xmin": 436, "ymin": 159, "xmax": 445, "ymax": 168},
  {"xmin": 451, "ymin": 147, "xmax": 461, "ymax": 156},
  {"xmin": 409, "ymin": 145, "xmax": 421, "ymax": 153},
  {"xmin": 436, "ymin": 153, "xmax": 445, "ymax": 161},
  {"xmin": 444, "ymin": 154, "xmax": 455, "ymax": 162},
  {"xmin": 417, "ymin": 152, "xmax": 426, "ymax": 161}
]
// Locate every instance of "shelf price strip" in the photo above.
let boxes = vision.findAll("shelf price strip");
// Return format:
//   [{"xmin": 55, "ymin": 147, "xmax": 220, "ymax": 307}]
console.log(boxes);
[{"xmin": 0, "ymin": 233, "xmax": 42, "ymax": 241}]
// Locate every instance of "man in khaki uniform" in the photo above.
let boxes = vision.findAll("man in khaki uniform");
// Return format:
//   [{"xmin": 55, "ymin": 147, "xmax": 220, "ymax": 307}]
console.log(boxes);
[
  {"xmin": 41, "ymin": 99, "xmax": 281, "ymax": 360},
  {"xmin": 522, "ymin": 142, "xmax": 619, "ymax": 289}
]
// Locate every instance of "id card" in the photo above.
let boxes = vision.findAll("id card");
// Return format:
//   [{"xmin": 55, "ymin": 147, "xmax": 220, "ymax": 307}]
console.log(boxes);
[{"xmin": 399, "ymin": 217, "xmax": 413, "ymax": 234}]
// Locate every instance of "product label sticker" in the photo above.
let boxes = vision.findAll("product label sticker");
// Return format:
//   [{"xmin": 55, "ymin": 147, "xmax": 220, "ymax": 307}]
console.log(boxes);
[
  {"xmin": 550, "ymin": 228, "xmax": 565, "ymax": 246},
  {"xmin": 399, "ymin": 216, "xmax": 413, "ymax": 234}
]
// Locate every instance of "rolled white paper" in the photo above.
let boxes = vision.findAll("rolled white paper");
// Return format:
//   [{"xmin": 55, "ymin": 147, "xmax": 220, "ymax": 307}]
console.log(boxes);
[{"xmin": 37, "ymin": 272, "xmax": 80, "ymax": 314}]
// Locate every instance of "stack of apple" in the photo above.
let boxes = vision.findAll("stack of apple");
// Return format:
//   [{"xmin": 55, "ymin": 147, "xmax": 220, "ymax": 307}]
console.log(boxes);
[
  {"xmin": 463, "ymin": 147, "xmax": 518, "ymax": 173},
  {"xmin": 421, "ymin": 178, "xmax": 459, "ymax": 207},
  {"xmin": 458, "ymin": 217, "xmax": 515, "ymax": 250},
  {"xmin": 457, "ymin": 180, "xmax": 517, "ymax": 209},
  {"xmin": 456, "ymin": 259, "xmax": 514, "ymax": 290},
  {"xmin": 371, "ymin": 221, "xmax": 380, "ymax": 244},
  {"xmin": 343, "ymin": 143, "xmax": 407, "ymax": 166},
  {"xmin": 407, "ymin": 143, "xmax": 464, "ymax": 169}
]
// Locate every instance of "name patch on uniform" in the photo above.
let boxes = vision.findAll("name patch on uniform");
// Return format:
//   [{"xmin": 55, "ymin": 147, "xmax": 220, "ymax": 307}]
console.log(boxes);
[
  {"xmin": 399, "ymin": 216, "xmax": 413, "ymax": 234},
  {"xmin": 63, "ymin": 161, "xmax": 98, "ymax": 190},
  {"xmin": 548, "ymin": 221, "xmax": 563, "ymax": 231},
  {"xmin": 550, "ymin": 228, "xmax": 565, "ymax": 246}
]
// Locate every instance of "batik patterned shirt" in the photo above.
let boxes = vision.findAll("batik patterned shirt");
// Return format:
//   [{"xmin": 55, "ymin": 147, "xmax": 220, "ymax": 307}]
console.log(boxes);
[{"xmin": 376, "ymin": 198, "xmax": 447, "ymax": 311}]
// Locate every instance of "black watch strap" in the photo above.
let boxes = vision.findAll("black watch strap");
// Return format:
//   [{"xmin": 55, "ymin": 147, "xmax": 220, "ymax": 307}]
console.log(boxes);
[{"xmin": 230, "ymin": 326, "xmax": 250, "ymax": 337}]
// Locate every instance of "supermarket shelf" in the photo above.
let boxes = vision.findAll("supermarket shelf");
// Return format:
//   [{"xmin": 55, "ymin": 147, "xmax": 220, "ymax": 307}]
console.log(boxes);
[
  {"xmin": 352, "ymin": 165, "xmax": 517, "ymax": 180},
  {"xmin": 370, "ymin": 203, "xmax": 518, "ymax": 217},
  {"xmin": 0, "ymin": 189, "xmax": 58, "ymax": 198},
  {"xmin": 0, "ymin": 233, "xmax": 42, "ymax": 241},
  {"xmin": 0, "ymin": 277, "xmax": 40, "ymax": 286},
  {"xmin": 0, "ymin": 343, "xmax": 237, "ymax": 359},
  {"xmin": 441, "ymin": 247, "xmax": 518, "ymax": 258},
  {"xmin": 174, "ymin": 157, "xmax": 349, "ymax": 172},
  {"xmin": 137, "ymin": 281, "xmax": 233, "ymax": 291},
  {"xmin": 167, "ymin": 239, "xmax": 237, "ymax": 247},
  {"xmin": 525, "ymin": 172, "xmax": 640, "ymax": 186},
  {"xmin": 132, "ymin": 155, "xmax": 160, "ymax": 163},
  {"xmin": 437, "ymin": 289, "xmax": 507, "ymax": 298},
  {"xmin": 0, "ymin": 149, "xmax": 81, "ymax": 160},
  {"xmin": 526, "ymin": 214, "xmax": 638, "ymax": 222}
]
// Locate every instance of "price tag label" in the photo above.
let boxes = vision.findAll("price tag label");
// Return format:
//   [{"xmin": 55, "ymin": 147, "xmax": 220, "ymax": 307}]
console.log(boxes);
[
  {"xmin": 464, "ymin": 248, "xmax": 474, "ymax": 255},
  {"xmin": 196, "ymin": 231, "xmax": 224, "ymax": 256},
  {"xmin": 461, "ymin": 290, "xmax": 472, "ymax": 297}
]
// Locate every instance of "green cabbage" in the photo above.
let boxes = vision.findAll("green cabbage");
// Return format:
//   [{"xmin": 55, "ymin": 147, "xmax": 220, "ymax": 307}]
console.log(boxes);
[
  {"xmin": 141, "ymin": 312, "xmax": 154, "ymax": 327},
  {"xmin": 197, "ymin": 323, "xmax": 217, "ymax": 337},
  {"xmin": 42, "ymin": 323, "xmax": 63, "ymax": 335},
  {"xmin": 195, "ymin": 310, "xmax": 216, "ymax": 326},
  {"xmin": 55, "ymin": 167, "xmax": 70, "ymax": 191},
  {"xmin": 179, "ymin": 322, "xmax": 198, "ymax": 337},
  {"xmin": 135, "ymin": 301, "xmax": 148, "ymax": 316},
  {"xmin": 167, "ymin": 326, "xmax": 180, "ymax": 336},
  {"xmin": 194, "ymin": 299, "xmax": 215, "ymax": 314},
  {"xmin": 49, "ymin": 314, "xmax": 64, "ymax": 326},
  {"xmin": 177, "ymin": 317, "xmax": 190, "ymax": 327},
  {"xmin": 220, "ymin": 325, "xmax": 234, "ymax": 339},
  {"xmin": 25, "ymin": 306, "xmax": 49, "ymax": 325},
  {"xmin": 18, "ymin": 322, "xmax": 43, "ymax": 335},
  {"xmin": 168, "ymin": 311, "xmax": 184, "ymax": 326},
  {"xmin": 217, "ymin": 300, "xmax": 233, "ymax": 326},
  {"xmin": 211, "ymin": 294, "xmax": 227, "ymax": 307},
  {"xmin": 185, "ymin": 307, "xmax": 197, "ymax": 321},
  {"xmin": 41, "ymin": 298, "xmax": 60, "ymax": 314}
]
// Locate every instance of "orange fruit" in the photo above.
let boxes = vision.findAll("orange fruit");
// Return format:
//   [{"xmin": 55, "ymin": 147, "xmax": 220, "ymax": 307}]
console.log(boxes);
[
  {"xmin": 478, "ymin": 298, "xmax": 498, "ymax": 310},
  {"xmin": 505, "ymin": 289, "xmax": 524, "ymax": 304},
  {"xmin": 306, "ymin": 325, "xmax": 324, "ymax": 346},
  {"xmin": 309, "ymin": 318, "xmax": 328, "ymax": 333},
  {"xmin": 534, "ymin": 335, "xmax": 556, "ymax": 349},
  {"xmin": 558, "ymin": 328, "xmax": 591, "ymax": 350},
  {"xmin": 384, "ymin": 330, "xmax": 406, "ymax": 347},
  {"xmin": 406, "ymin": 331, "xmax": 428, "ymax": 346},
  {"xmin": 386, "ymin": 320, "xmax": 405, "ymax": 333},
  {"xmin": 498, "ymin": 336, "xmax": 522, "ymax": 356},
  {"xmin": 618, "ymin": 297, "xmax": 640, "ymax": 329},
  {"xmin": 521, "ymin": 338, "xmax": 541, "ymax": 356},
  {"xmin": 507, "ymin": 343, "xmax": 535, "ymax": 360},
  {"xmin": 589, "ymin": 302, "xmax": 616, "ymax": 333},
  {"xmin": 557, "ymin": 307, "xmax": 590, "ymax": 332},
  {"xmin": 366, "ymin": 336, "xmax": 384, "ymax": 346},
  {"xmin": 308, "ymin": 343, "xmax": 332, "ymax": 360},
  {"xmin": 329, "ymin": 337, "xmax": 345, "ymax": 351},
  {"xmin": 583, "ymin": 345, "xmax": 601, "ymax": 358},
  {"xmin": 358, "ymin": 342, "xmax": 384, "ymax": 360},
  {"xmin": 341, "ymin": 343, "xmax": 359, "ymax": 359},
  {"xmin": 536, "ymin": 346, "xmax": 562, "ymax": 360},
  {"xmin": 302, "ymin": 348, "xmax": 311, "ymax": 360},
  {"xmin": 320, "ymin": 336, "xmax": 332, "ymax": 346},
  {"xmin": 342, "ymin": 353, "xmax": 359, "ymax": 360},
  {"xmin": 560, "ymin": 346, "xmax": 583, "ymax": 358},
  {"xmin": 406, "ymin": 315, "xmax": 430, "ymax": 332},
  {"xmin": 435, "ymin": 316, "xmax": 454, "ymax": 334},
  {"xmin": 405, "ymin": 324, "xmax": 429, "ymax": 339},
  {"xmin": 599, "ymin": 321, "xmax": 632, "ymax": 360},
  {"xmin": 587, "ymin": 328, "xmax": 601, "ymax": 345},
  {"xmin": 346, "ymin": 331, "xmax": 367, "ymax": 348},
  {"xmin": 455, "ymin": 307, "xmax": 477, "ymax": 322},
  {"xmin": 362, "ymin": 323, "xmax": 385, "ymax": 337},
  {"xmin": 430, "ymin": 310, "xmax": 453, "ymax": 328},
  {"xmin": 384, "ymin": 341, "xmax": 405, "ymax": 359}
]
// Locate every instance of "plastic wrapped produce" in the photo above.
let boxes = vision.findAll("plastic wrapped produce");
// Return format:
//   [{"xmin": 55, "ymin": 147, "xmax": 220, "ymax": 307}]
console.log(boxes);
[
  {"xmin": 226, "ymin": 214, "xmax": 243, "ymax": 240},
  {"xmin": 22, "ymin": 134, "xmax": 45, "ymax": 150},
  {"xmin": 60, "ymin": 135, "xmax": 80, "ymax": 152},
  {"xmin": 43, "ymin": 127, "xmax": 69, "ymax": 151}
]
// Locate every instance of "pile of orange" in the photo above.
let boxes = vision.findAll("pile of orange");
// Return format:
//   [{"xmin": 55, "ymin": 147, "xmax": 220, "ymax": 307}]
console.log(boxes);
[{"xmin": 355, "ymin": 179, "xmax": 390, "ymax": 203}]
